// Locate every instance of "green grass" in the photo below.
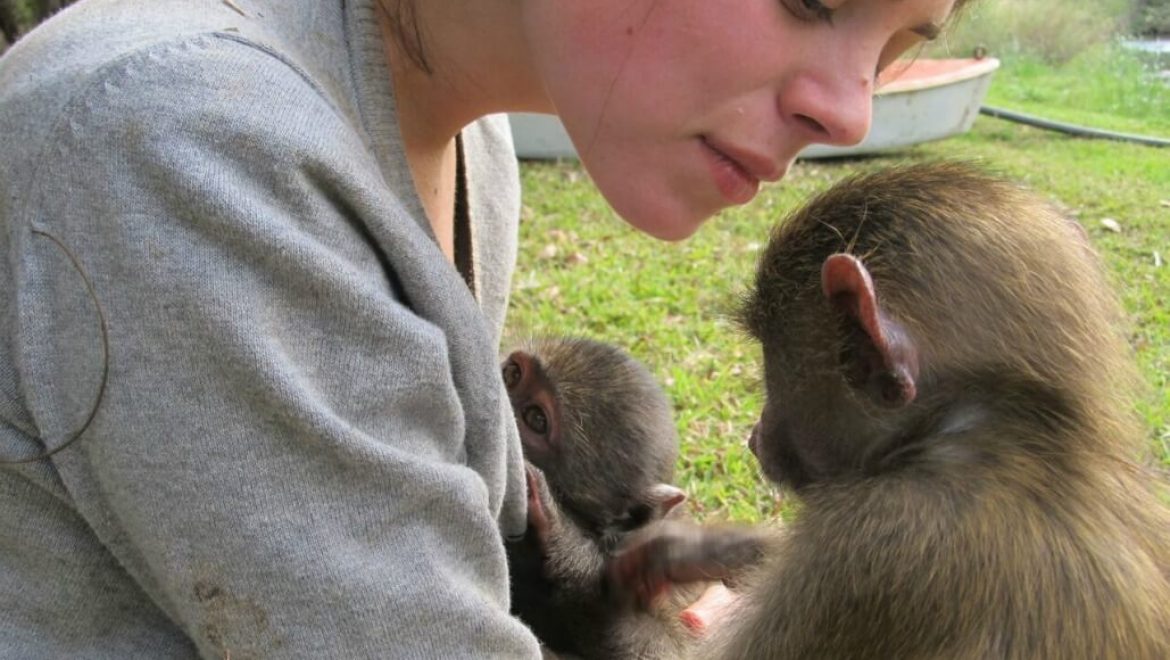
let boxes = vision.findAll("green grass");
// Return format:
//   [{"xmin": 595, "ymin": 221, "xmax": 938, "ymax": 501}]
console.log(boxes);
[
  {"xmin": 506, "ymin": 49, "xmax": 1170, "ymax": 523},
  {"xmin": 984, "ymin": 46, "xmax": 1170, "ymax": 137}
]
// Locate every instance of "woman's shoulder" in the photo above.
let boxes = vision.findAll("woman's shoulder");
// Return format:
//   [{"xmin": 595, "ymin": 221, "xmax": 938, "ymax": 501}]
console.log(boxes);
[{"xmin": 0, "ymin": 0, "xmax": 366, "ymax": 151}]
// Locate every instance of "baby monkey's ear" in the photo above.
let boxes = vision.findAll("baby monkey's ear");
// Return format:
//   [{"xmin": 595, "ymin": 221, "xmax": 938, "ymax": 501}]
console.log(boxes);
[{"xmin": 645, "ymin": 483, "xmax": 687, "ymax": 520}]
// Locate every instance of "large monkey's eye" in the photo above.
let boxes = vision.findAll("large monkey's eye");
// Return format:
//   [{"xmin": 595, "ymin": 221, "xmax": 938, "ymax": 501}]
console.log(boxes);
[
  {"xmin": 522, "ymin": 405, "xmax": 548, "ymax": 434},
  {"xmin": 502, "ymin": 360, "xmax": 521, "ymax": 388}
]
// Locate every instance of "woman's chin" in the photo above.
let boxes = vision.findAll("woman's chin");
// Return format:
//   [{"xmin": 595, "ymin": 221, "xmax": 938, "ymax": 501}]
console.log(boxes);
[{"xmin": 610, "ymin": 195, "xmax": 715, "ymax": 242}]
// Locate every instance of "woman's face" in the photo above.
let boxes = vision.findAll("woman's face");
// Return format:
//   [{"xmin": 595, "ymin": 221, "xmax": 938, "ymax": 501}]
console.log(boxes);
[{"xmin": 522, "ymin": 0, "xmax": 957, "ymax": 240}]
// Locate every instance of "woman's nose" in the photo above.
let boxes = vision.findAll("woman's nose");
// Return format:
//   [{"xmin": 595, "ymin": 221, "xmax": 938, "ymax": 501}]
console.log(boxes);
[{"xmin": 777, "ymin": 72, "xmax": 873, "ymax": 147}]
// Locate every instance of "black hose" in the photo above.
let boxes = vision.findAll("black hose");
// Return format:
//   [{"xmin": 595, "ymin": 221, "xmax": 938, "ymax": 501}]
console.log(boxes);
[{"xmin": 979, "ymin": 105, "xmax": 1170, "ymax": 147}]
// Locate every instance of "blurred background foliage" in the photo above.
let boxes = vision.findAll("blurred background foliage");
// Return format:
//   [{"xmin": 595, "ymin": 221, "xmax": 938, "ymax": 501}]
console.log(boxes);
[{"xmin": 935, "ymin": 0, "xmax": 1167, "ymax": 64}]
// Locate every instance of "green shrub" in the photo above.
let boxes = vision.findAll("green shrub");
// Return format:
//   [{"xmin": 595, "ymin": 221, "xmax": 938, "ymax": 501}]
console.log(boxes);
[
  {"xmin": 0, "ymin": 0, "xmax": 71, "ymax": 51},
  {"xmin": 1134, "ymin": 0, "xmax": 1170, "ymax": 35}
]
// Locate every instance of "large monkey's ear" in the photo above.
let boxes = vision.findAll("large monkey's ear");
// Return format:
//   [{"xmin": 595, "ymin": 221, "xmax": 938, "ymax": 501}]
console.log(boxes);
[{"xmin": 821, "ymin": 253, "xmax": 919, "ymax": 407}]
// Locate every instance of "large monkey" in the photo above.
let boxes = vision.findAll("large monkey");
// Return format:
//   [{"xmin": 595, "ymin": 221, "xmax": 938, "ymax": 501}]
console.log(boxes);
[
  {"xmin": 502, "ymin": 338, "xmax": 765, "ymax": 659},
  {"xmin": 614, "ymin": 161, "xmax": 1170, "ymax": 658}
]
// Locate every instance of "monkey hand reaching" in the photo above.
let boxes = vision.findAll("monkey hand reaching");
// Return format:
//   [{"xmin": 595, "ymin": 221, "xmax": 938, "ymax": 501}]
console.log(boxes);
[{"xmin": 605, "ymin": 520, "xmax": 769, "ymax": 611}]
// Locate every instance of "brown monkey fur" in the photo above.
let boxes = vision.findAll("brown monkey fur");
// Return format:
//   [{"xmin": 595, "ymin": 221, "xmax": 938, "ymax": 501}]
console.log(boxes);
[
  {"xmin": 502, "ymin": 338, "xmax": 695, "ymax": 659},
  {"xmin": 502, "ymin": 338, "xmax": 768, "ymax": 659},
  {"xmin": 502, "ymin": 338, "xmax": 684, "ymax": 550},
  {"xmin": 701, "ymin": 161, "xmax": 1170, "ymax": 658}
]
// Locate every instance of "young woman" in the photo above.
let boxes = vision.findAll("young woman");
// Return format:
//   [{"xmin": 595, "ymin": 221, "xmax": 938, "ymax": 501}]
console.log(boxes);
[{"xmin": 0, "ymin": 0, "xmax": 965, "ymax": 656}]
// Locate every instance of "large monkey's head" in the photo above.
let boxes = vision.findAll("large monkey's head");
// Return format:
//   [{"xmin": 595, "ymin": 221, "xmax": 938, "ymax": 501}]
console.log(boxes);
[{"xmin": 740, "ymin": 162, "xmax": 1131, "ymax": 490}]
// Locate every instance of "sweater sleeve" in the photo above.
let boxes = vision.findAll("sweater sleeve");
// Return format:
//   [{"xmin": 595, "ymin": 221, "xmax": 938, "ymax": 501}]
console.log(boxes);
[{"xmin": 10, "ymin": 34, "xmax": 539, "ymax": 658}]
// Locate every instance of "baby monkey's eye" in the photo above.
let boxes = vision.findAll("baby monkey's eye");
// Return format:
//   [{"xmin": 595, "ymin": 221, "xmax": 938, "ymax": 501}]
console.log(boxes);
[{"xmin": 523, "ymin": 405, "xmax": 549, "ymax": 434}]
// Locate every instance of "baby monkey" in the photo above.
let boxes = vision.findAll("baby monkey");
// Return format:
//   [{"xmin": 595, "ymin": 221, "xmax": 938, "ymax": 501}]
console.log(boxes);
[
  {"xmin": 502, "ymin": 338, "xmax": 764, "ymax": 659},
  {"xmin": 502, "ymin": 338, "xmax": 685, "ymax": 551}
]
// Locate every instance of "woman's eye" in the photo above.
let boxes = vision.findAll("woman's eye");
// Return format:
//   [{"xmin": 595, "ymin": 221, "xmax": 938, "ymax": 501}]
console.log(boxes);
[{"xmin": 785, "ymin": 0, "xmax": 834, "ymax": 23}]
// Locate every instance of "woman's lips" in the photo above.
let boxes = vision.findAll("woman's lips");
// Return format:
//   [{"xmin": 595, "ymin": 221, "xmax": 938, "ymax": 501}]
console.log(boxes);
[
  {"xmin": 701, "ymin": 136, "xmax": 782, "ymax": 205},
  {"xmin": 702, "ymin": 138, "xmax": 760, "ymax": 205}
]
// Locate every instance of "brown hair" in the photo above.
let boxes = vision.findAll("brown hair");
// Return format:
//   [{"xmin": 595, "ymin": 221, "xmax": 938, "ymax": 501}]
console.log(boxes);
[
  {"xmin": 949, "ymin": 0, "xmax": 978, "ymax": 21},
  {"xmin": 378, "ymin": 0, "xmax": 431, "ymax": 74}
]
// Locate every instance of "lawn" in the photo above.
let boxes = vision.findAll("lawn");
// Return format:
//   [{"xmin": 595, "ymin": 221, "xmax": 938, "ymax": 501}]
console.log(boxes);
[{"xmin": 505, "ymin": 49, "xmax": 1170, "ymax": 522}]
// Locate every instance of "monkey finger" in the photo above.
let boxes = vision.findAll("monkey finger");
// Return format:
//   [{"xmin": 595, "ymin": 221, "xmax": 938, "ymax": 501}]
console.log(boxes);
[
  {"xmin": 524, "ymin": 463, "xmax": 555, "ymax": 546},
  {"xmin": 679, "ymin": 583, "xmax": 740, "ymax": 636}
]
